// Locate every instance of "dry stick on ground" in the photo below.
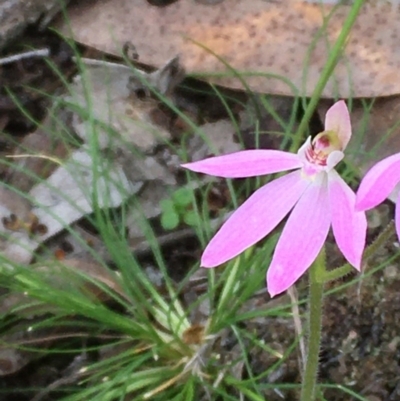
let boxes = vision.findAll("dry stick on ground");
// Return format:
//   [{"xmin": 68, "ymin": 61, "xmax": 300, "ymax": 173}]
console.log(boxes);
[{"xmin": 0, "ymin": 49, "xmax": 50, "ymax": 65}]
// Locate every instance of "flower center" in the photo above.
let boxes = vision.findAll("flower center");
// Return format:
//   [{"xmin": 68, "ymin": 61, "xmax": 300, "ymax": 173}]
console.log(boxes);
[{"xmin": 305, "ymin": 130, "xmax": 341, "ymax": 166}]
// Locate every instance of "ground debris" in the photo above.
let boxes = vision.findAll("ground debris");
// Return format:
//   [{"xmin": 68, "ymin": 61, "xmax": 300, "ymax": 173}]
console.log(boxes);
[{"xmin": 0, "ymin": 0, "xmax": 70, "ymax": 51}]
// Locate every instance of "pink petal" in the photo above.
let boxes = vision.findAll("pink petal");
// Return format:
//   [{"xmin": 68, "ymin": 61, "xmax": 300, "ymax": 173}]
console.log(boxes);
[
  {"xmin": 182, "ymin": 150, "xmax": 302, "ymax": 178},
  {"xmin": 201, "ymin": 170, "xmax": 310, "ymax": 267},
  {"xmin": 396, "ymin": 191, "xmax": 400, "ymax": 243},
  {"xmin": 328, "ymin": 170, "xmax": 366, "ymax": 269},
  {"xmin": 324, "ymin": 100, "xmax": 351, "ymax": 150},
  {"xmin": 267, "ymin": 173, "xmax": 331, "ymax": 297},
  {"xmin": 356, "ymin": 153, "xmax": 400, "ymax": 211}
]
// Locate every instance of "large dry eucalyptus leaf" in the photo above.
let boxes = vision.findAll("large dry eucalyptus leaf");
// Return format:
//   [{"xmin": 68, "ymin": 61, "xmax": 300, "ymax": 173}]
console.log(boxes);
[{"xmin": 58, "ymin": 0, "xmax": 400, "ymax": 98}]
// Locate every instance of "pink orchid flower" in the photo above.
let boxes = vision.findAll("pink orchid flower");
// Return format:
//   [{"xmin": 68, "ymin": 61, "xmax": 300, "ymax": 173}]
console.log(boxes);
[
  {"xmin": 356, "ymin": 153, "xmax": 400, "ymax": 240},
  {"xmin": 182, "ymin": 101, "xmax": 366, "ymax": 297}
]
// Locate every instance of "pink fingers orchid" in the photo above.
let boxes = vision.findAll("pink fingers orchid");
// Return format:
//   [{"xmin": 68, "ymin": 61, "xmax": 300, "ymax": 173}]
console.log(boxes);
[
  {"xmin": 356, "ymin": 152, "xmax": 400, "ymax": 241},
  {"xmin": 182, "ymin": 101, "xmax": 367, "ymax": 297}
]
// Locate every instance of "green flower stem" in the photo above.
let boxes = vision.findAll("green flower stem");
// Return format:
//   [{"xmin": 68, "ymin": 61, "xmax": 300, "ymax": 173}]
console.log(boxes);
[
  {"xmin": 299, "ymin": 220, "xmax": 393, "ymax": 400},
  {"xmin": 321, "ymin": 221, "xmax": 395, "ymax": 283},
  {"xmin": 293, "ymin": 0, "xmax": 366, "ymax": 150},
  {"xmin": 300, "ymin": 248, "xmax": 326, "ymax": 401}
]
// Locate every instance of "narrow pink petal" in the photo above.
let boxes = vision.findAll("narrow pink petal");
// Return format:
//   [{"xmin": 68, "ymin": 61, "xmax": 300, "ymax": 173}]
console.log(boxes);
[
  {"xmin": 201, "ymin": 170, "xmax": 310, "ymax": 267},
  {"xmin": 182, "ymin": 150, "xmax": 302, "ymax": 178},
  {"xmin": 324, "ymin": 100, "xmax": 351, "ymax": 150},
  {"xmin": 267, "ymin": 173, "xmax": 331, "ymax": 297},
  {"xmin": 356, "ymin": 153, "xmax": 400, "ymax": 211},
  {"xmin": 328, "ymin": 170, "xmax": 366, "ymax": 269},
  {"xmin": 396, "ymin": 191, "xmax": 400, "ymax": 243}
]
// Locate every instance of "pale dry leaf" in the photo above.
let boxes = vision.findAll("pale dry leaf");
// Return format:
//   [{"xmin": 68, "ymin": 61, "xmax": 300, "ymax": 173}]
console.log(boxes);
[
  {"xmin": 30, "ymin": 147, "xmax": 139, "ymax": 242},
  {"xmin": 127, "ymin": 181, "xmax": 172, "ymax": 240},
  {"xmin": 0, "ymin": 148, "xmax": 138, "ymax": 265},
  {"xmin": 118, "ymin": 153, "xmax": 176, "ymax": 185},
  {"xmin": 187, "ymin": 119, "xmax": 241, "ymax": 162},
  {"xmin": 58, "ymin": 0, "xmax": 400, "ymax": 98},
  {"xmin": 66, "ymin": 57, "xmax": 182, "ymax": 152}
]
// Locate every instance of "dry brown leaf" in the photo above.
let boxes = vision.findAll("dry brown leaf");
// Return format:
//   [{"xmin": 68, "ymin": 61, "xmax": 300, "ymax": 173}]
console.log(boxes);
[
  {"xmin": 58, "ymin": 0, "xmax": 400, "ymax": 98},
  {"xmin": 66, "ymin": 57, "xmax": 183, "ymax": 153}
]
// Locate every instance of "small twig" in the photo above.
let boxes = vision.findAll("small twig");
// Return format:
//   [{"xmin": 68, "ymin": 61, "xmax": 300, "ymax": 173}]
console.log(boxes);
[
  {"xmin": 5, "ymin": 332, "xmax": 127, "ymax": 347},
  {"xmin": 0, "ymin": 49, "xmax": 50, "ymax": 66},
  {"xmin": 72, "ymin": 56, "xmax": 133, "ymax": 71}
]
